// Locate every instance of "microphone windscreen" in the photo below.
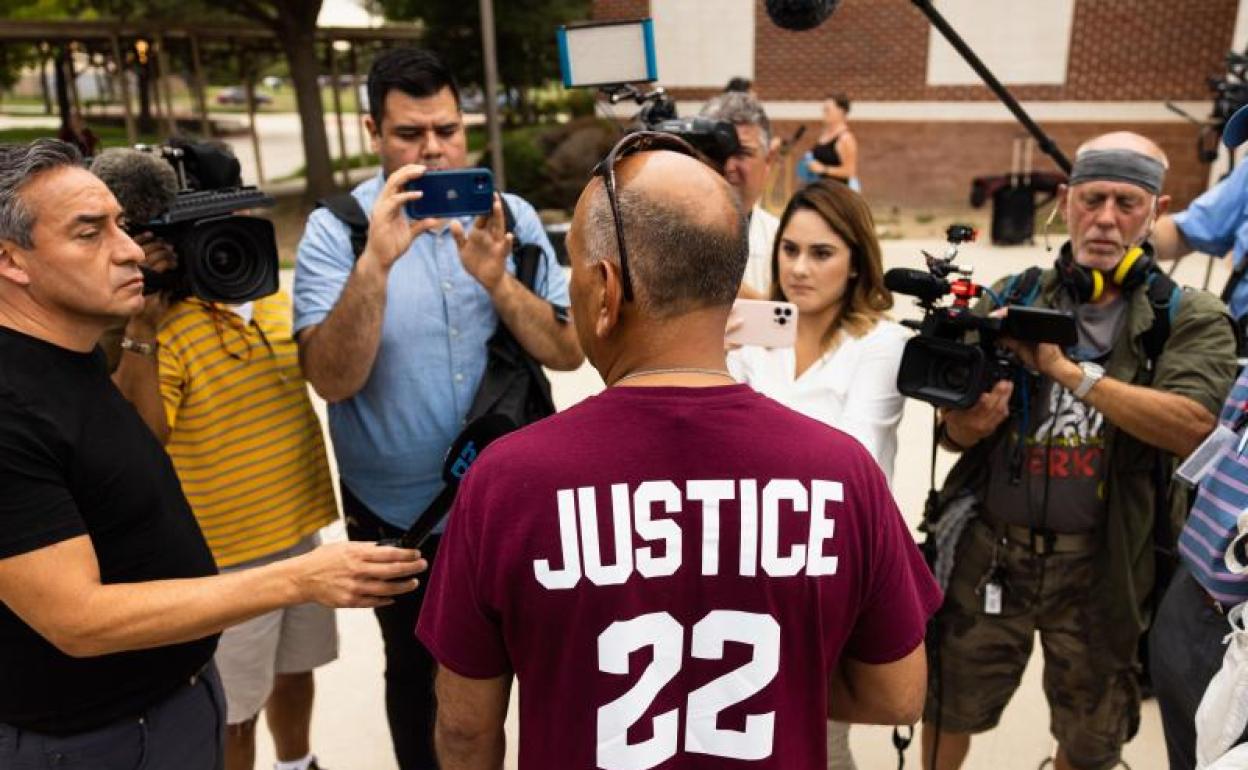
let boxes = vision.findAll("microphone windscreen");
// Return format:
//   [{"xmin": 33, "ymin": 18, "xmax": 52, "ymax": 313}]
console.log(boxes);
[
  {"xmin": 90, "ymin": 149, "xmax": 179, "ymax": 225},
  {"xmin": 884, "ymin": 268, "xmax": 949, "ymax": 303},
  {"xmin": 764, "ymin": 0, "xmax": 840, "ymax": 31}
]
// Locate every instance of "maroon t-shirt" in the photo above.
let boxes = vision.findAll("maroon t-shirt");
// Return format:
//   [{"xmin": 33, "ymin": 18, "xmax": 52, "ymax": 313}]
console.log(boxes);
[{"xmin": 418, "ymin": 384, "xmax": 941, "ymax": 770}]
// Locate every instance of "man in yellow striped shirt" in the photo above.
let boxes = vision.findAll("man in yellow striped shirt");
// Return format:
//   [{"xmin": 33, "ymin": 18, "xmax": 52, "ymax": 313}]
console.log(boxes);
[{"xmin": 116, "ymin": 269, "xmax": 339, "ymax": 770}]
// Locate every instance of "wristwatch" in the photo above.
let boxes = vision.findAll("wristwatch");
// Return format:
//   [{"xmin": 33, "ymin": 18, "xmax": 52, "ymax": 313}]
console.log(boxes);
[
  {"xmin": 120, "ymin": 337, "xmax": 158, "ymax": 357},
  {"xmin": 1073, "ymin": 361, "xmax": 1105, "ymax": 399}
]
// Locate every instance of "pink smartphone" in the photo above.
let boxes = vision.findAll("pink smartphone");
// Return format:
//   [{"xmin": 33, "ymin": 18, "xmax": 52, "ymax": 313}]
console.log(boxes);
[{"xmin": 727, "ymin": 299, "xmax": 799, "ymax": 348}]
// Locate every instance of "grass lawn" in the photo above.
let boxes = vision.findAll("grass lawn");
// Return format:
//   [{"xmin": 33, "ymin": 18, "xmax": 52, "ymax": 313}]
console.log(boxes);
[{"xmin": 0, "ymin": 123, "xmax": 161, "ymax": 148}]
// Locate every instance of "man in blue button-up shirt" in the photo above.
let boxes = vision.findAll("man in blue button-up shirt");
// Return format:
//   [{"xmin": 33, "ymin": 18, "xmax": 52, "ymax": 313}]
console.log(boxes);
[
  {"xmin": 1154, "ymin": 104, "xmax": 1248, "ymax": 325},
  {"xmin": 292, "ymin": 47, "xmax": 582, "ymax": 770}
]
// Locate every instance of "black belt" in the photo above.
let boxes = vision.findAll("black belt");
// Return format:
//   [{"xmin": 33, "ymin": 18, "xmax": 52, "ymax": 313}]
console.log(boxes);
[{"xmin": 982, "ymin": 512, "xmax": 1099, "ymax": 556}]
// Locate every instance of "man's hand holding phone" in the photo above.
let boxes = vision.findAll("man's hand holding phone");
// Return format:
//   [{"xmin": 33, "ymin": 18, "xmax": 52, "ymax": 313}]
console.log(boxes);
[
  {"xmin": 450, "ymin": 194, "xmax": 513, "ymax": 295},
  {"xmin": 363, "ymin": 164, "xmax": 442, "ymax": 273}
]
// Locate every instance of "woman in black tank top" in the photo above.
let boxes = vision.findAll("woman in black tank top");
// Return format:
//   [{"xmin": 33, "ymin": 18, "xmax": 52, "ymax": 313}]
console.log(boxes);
[{"xmin": 805, "ymin": 93, "xmax": 860, "ymax": 192}]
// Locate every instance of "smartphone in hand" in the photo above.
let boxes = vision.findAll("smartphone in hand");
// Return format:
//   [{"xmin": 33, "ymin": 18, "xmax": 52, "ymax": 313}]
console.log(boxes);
[
  {"xmin": 405, "ymin": 169, "xmax": 495, "ymax": 219},
  {"xmin": 727, "ymin": 299, "xmax": 799, "ymax": 348}
]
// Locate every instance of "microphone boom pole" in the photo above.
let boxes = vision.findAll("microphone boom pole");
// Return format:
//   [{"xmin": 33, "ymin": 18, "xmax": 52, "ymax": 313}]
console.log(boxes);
[{"xmin": 911, "ymin": 0, "xmax": 1072, "ymax": 174}]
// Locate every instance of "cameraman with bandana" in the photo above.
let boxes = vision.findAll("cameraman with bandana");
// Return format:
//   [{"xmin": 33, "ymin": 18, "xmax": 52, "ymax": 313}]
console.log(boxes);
[{"xmin": 921, "ymin": 132, "xmax": 1237, "ymax": 770}]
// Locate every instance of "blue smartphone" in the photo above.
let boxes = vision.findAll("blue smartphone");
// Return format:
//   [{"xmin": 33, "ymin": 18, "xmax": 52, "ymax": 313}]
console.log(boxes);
[{"xmin": 404, "ymin": 168, "xmax": 495, "ymax": 219}]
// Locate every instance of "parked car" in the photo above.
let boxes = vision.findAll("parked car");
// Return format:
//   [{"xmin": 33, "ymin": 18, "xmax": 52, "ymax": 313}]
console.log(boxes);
[{"xmin": 215, "ymin": 87, "xmax": 273, "ymax": 106}]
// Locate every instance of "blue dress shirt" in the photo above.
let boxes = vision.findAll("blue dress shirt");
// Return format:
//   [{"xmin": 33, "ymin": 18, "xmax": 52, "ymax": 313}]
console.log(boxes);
[
  {"xmin": 1174, "ymin": 161, "xmax": 1248, "ymax": 319},
  {"xmin": 293, "ymin": 174, "xmax": 569, "ymax": 529}
]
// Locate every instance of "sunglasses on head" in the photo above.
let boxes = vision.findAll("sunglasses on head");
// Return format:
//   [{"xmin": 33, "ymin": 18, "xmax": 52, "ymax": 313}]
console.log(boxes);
[{"xmin": 590, "ymin": 131, "xmax": 711, "ymax": 302}]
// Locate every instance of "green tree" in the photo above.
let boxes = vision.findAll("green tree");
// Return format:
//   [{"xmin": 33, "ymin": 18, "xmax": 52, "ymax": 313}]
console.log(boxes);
[{"xmin": 374, "ymin": 0, "xmax": 590, "ymax": 122}]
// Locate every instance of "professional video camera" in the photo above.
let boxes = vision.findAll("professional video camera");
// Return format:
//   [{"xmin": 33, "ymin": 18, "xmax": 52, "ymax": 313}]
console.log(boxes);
[
  {"xmin": 1211, "ymin": 49, "xmax": 1248, "ymax": 136},
  {"xmin": 886, "ymin": 225, "xmax": 1076, "ymax": 409},
  {"xmin": 91, "ymin": 140, "xmax": 279, "ymax": 303},
  {"xmin": 556, "ymin": 19, "xmax": 740, "ymax": 166}
]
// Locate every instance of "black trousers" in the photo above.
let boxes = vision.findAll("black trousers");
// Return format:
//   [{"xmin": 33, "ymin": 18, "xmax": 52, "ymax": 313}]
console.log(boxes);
[
  {"xmin": 0, "ymin": 664, "xmax": 225, "ymax": 770},
  {"xmin": 1149, "ymin": 565, "xmax": 1248, "ymax": 769},
  {"xmin": 342, "ymin": 484, "xmax": 442, "ymax": 770}
]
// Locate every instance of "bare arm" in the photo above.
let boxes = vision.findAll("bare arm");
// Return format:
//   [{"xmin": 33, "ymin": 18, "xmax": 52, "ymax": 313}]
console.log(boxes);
[
  {"xmin": 828, "ymin": 642, "xmax": 927, "ymax": 725},
  {"xmin": 433, "ymin": 666, "xmax": 511, "ymax": 770},
  {"xmin": 1004, "ymin": 336, "xmax": 1218, "ymax": 457},
  {"xmin": 1044, "ymin": 353, "xmax": 1215, "ymax": 457},
  {"xmin": 452, "ymin": 196, "xmax": 583, "ymax": 371},
  {"xmin": 111, "ymin": 232, "xmax": 174, "ymax": 442},
  {"xmin": 1151, "ymin": 214, "xmax": 1194, "ymax": 262},
  {"xmin": 299, "ymin": 165, "xmax": 441, "ymax": 402},
  {"xmin": 487, "ymin": 274, "xmax": 581, "ymax": 370},
  {"xmin": 809, "ymin": 132, "xmax": 859, "ymax": 181},
  {"xmin": 0, "ymin": 535, "xmax": 425, "ymax": 658},
  {"xmin": 111, "ymin": 315, "xmax": 170, "ymax": 444}
]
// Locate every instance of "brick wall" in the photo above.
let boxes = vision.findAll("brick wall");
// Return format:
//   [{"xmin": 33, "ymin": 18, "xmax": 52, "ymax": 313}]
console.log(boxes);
[
  {"xmin": 773, "ymin": 119, "xmax": 1211, "ymax": 210},
  {"xmin": 753, "ymin": 0, "xmax": 1237, "ymax": 101},
  {"xmin": 589, "ymin": 0, "xmax": 1230, "ymax": 209},
  {"xmin": 592, "ymin": 0, "xmax": 649, "ymax": 22}
]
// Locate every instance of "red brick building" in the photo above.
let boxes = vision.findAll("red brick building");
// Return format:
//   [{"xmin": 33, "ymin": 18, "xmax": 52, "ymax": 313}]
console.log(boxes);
[{"xmin": 592, "ymin": 0, "xmax": 1244, "ymax": 209}]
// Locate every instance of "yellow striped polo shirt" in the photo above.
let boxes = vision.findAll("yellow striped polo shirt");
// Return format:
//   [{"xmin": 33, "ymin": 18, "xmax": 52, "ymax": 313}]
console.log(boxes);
[{"xmin": 157, "ymin": 291, "xmax": 337, "ymax": 567}]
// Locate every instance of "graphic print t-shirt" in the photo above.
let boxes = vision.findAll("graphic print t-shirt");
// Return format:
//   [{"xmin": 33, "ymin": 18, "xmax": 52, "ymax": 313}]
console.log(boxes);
[
  {"xmin": 984, "ymin": 298, "xmax": 1127, "ymax": 533},
  {"xmin": 417, "ymin": 384, "xmax": 942, "ymax": 770}
]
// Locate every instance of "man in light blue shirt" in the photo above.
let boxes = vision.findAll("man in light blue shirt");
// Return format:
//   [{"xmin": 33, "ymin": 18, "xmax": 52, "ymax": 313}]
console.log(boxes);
[
  {"xmin": 292, "ymin": 47, "xmax": 582, "ymax": 770},
  {"xmin": 1154, "ymin": 103, "xmax": 1248, "ymax": 323}
]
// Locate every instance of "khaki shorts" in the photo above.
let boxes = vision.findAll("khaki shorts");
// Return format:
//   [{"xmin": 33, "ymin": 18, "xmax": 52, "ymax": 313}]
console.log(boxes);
[
  {"xmin": 923, "ymin": 519, "xmax": 1139, "ymax": 770},
  {"xmin": 216, "ymin": 534, "xmax": 339, "ymax": 724}
]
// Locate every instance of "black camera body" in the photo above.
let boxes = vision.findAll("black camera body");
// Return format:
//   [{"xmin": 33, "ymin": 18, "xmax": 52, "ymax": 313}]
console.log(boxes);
[
  {"xmin": 887, "ymin": 226, "xmax": 1076, "ymax": 409},
  {"xmin": 136, "ymin": 142, "xmax": 279, "ymax": 304},
  {"xmin": 601, "ymin": 84, "xmax": 741, "ymax": 168}
]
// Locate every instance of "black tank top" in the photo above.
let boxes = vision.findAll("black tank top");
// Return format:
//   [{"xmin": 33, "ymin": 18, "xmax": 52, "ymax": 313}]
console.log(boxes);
[{"xmin": 812, "ymin": 133, "xmax": 845, "ymax": 167}]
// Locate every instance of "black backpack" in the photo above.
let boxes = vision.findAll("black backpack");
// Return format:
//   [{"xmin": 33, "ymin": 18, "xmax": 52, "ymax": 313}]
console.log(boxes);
[{"xmin": 316, "ymin": 192, "xmax": 557, "ymax": 428}]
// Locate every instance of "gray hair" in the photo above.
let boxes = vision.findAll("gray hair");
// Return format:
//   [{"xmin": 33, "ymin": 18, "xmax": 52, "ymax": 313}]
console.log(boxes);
[
  {"xmin": 700, "ymin": 91, "xmax": 772, "ymax": 148},
  {"xmin": 585, "ymin": 183, "xmax": 747, "ymax": 318},
  {"xmin": 0, "ymin": 139, "xmax": 83, "ymax": 249}
]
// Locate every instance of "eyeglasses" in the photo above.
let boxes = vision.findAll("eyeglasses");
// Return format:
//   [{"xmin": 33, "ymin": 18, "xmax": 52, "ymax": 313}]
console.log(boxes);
[{"xmin": 591, "ymin": 131, "xmax": 708, "ymax": 302}]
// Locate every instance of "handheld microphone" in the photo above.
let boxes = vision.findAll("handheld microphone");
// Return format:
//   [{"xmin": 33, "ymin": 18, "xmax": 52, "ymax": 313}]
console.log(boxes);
[
  {"xmin": 394, "ymin": 413, "xmax": 518, "ymax": 549},
  {"xmin": 89, "ymin": 148, "xmax": 179, "ymax": 226},
  {"xmin": 884, "ymin": 267, "xmax": 950, "ymax": 304},
  {"xmin": 764, "ymin": 0, "xmax": 840, "ymax": 31}
]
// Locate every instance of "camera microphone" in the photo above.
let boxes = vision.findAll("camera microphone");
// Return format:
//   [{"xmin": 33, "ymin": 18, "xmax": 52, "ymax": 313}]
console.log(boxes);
[
  {"xmin": 885, "ymin": 267, "xmax": 949, "ymax": 304},
  {"xmin": 90, "ymin": 148, "xmax": 179, "ymax": 226},
  {"xmin": 764, "ymin": 0, "xmax": 841, "ymax": 31}
]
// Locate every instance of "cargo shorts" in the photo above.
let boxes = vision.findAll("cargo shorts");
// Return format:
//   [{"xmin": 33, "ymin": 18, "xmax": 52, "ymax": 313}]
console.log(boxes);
[{"xmin": 922, "ymin": 518, "xmax": 1139, "ymax": 770}]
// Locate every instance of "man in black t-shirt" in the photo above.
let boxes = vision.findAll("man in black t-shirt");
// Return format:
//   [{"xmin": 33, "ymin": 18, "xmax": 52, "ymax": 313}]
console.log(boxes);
[{"xmin": 0, "ymin": 139, "xmax": 426, "ymax": 769}]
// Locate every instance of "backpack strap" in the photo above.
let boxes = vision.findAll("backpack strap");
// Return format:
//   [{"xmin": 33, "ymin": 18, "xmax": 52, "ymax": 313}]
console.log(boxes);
[
  {"xmin": 1001, "ymin": 265, "xmax": 1045, "ymax": 308},
  {"xmin": 496, "ymin": 194, "xmax": 544, "ymax": 293},
  {"xmin": 1141, "ymin": 271, "xmax": 1181, "ymax": 366},
  {"xmin": 316, "ymin": 192, "xmax": 369, "ymax": 261}
]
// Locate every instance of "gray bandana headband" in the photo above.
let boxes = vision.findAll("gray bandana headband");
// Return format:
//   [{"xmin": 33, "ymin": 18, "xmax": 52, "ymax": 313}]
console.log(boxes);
[{"xmin": 1068, "ymin": 149, "xmax": 1165, "ymax": 195}]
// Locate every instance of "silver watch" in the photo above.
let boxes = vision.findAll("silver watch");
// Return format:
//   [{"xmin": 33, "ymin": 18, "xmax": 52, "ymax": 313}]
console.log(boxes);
[{"xmin": 1073, "ymin": 361, "xmax": 1105, "ymax": 399}]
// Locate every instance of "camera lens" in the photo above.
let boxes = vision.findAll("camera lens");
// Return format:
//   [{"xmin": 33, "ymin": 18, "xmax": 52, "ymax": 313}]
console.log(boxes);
[
  {"xmin": 774, "ymin": 307, "xmax": 782, "ymax": 316},
  {"xmin": 205, "ymin": 240, "xmax": 245, "ymax": 276},
  {"xmin": 181, "ymin": 215, "xmax": 278, "ymax": 303},
  {"xmin": 777, "ymin": 317, "xmax": 787, "ymax": 325},
  {"xmin": 936, "ymin": 362, "xmax": 972, "ymax": 392},
  {"xmin": 783, "ymin": 308, "xmax": 792, "ymax": 316}
]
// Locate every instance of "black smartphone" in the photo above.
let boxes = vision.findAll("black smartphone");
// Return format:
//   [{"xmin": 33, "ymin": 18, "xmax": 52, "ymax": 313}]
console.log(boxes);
[{"xmin": 404, "ymin": 168, "xmax": 495, "ymax": 219}]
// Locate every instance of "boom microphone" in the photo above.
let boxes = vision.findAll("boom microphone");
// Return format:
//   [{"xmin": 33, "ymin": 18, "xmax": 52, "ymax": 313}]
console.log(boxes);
[
  {"xmin": 90, "ymin": 148, "xmax": 179, "ymax": 226},
  {"xmin": 885, "ymin": 267, "xmax": 950, "ymax": 304},
  {"xmin": 764, "ymin": 0, "xmax": 840, "ymax": 31}
]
